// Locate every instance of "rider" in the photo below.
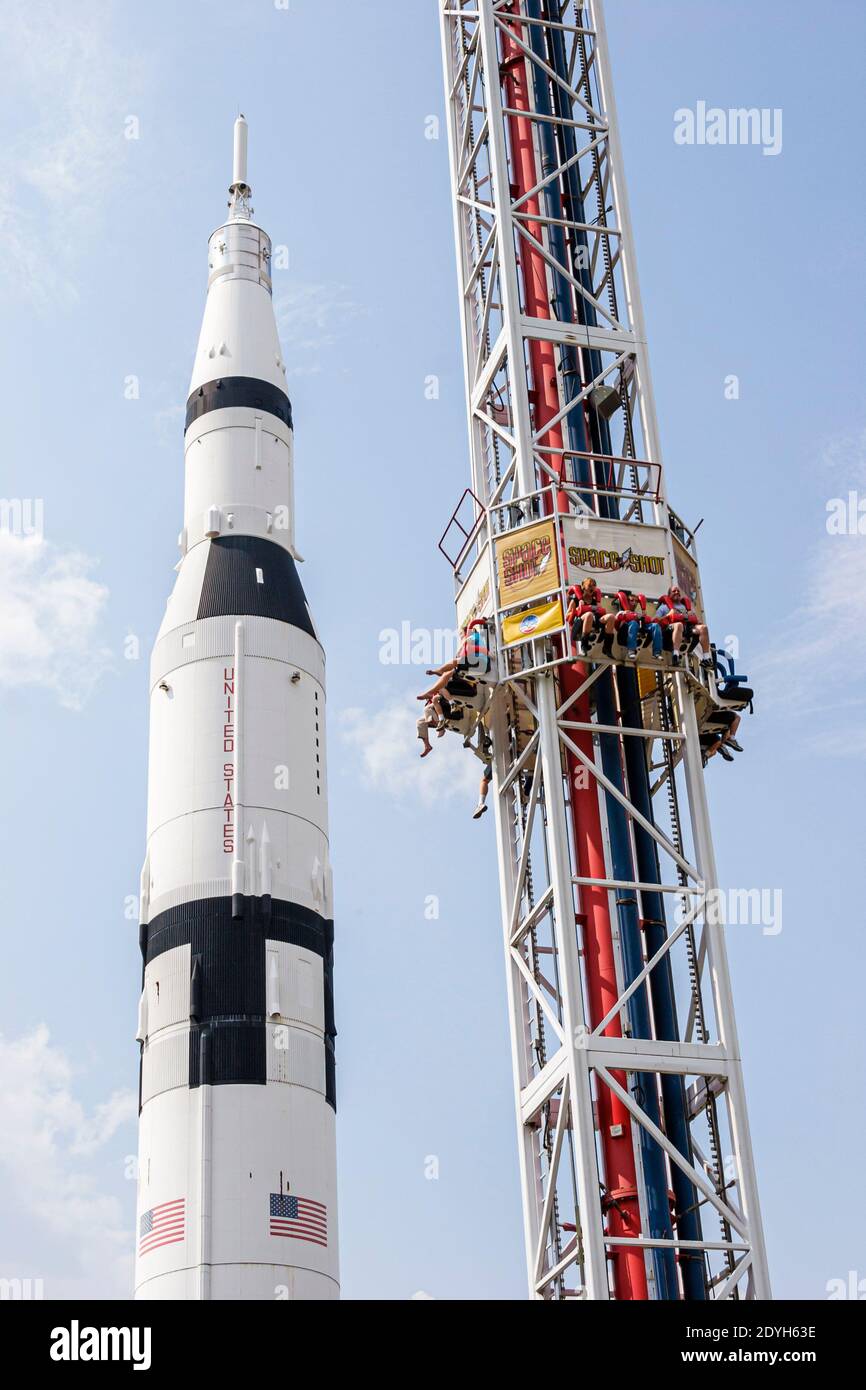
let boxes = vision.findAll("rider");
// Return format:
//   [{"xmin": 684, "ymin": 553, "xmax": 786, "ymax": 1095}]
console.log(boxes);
[
  {"xmin": 458, "ymin": 618, "xmax": 493, "ymax": 678},
  {"xmin": 429, "ymin": 672, "xmax": 481, "ymax": 731},
  {"xmin": 655, "ymin": 586, "xmax": 713, "ymax": 669},
  {"xmin": 465, "ymin": 722, "xmax": 494, "ymax": 820},
  {"xmin": 417, "ymin": 701, "xmax": 439, "ymax": 757},
  {"xmin": 473, "ymin": 759, "xmax": 493, "ymax": 820},
  {"xmin": 612, "ymin": 589, "xmax": 663, "ymax": 661},
  {"xmin": 566, "ymin": 578, "xmax": 614, "ymax": 659},
  {"xmin": 701, "ymin": 711, "xmax": 743, "ymax": 764},
  {"xmin": 417, "ymin": 620, "xmax": 490, "ymax": 707}
]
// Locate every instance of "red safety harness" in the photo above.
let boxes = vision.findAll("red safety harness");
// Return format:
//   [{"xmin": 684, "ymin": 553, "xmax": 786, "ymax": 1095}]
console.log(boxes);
[
  {"xmin": 657, "ymin": 592, "xmax": 698, "ymax": 627},
  {"xmin": 613, "ymin": 590, "xmax": 647, "ymax": 627},
  {"xmin": 567, "ymin": 583, "xmax": 605, "ymax": 620},
  {"xmin": 459, "ymin": 618, "xmax": 493, "ymax": 668}
]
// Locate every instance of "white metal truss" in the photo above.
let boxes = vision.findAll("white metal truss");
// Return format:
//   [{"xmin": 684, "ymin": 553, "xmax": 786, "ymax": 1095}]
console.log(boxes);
[{"xmin": 439, "ymin": 0, "xmax": 771, "ymax": 1300}]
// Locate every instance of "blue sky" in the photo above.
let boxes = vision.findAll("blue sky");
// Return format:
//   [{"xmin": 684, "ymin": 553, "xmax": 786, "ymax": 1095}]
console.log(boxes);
[{"xmin": 1, "ymin": 0, "xmax": 864, "ymax": 1299}]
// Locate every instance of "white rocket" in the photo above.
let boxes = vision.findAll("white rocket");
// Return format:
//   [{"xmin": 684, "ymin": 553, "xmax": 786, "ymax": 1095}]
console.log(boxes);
[{"xmin": 134, "ymin": 117, "xmax": 338, "ymax": 1300}]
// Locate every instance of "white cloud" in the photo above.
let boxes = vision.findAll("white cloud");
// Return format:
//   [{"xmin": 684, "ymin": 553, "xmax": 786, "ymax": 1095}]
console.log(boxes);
[
  {"xmin": 0, "ymin": 1026, "xmax": 136, "ymax": 1298},
  {"xmin": 818, "ymin": 426, "xmax": 866, "ymax": 486},
  {"xmin": 807, "ymin": 725, "xmax": 866, "ymax": 760},
  {"xmin": 750, "ymin": 425, "xmax": 866, "ymax": 754},
  {"xmin": 339, "ymin": 696, "xmax": 482, "ymax": 806},
  {"xmin": 0, "ymin": 532, "xmax": 112, "ymax": 709},
  {"xmin": 753, "ymin": 538, "xmax": 866, "ymax": 740},
  {"xmin": 274, "ymin": 282, "xmax": 365, "ymax": 376},
  {"xmin": 0, "ymin": 2, "xmax": 136, "ymax": 307}
]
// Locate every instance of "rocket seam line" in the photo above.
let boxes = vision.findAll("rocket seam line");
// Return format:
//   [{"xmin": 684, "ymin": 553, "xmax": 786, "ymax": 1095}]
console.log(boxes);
[{"xmin": 146, "ymin": 807, "xmax": 330, "ymax": 841}]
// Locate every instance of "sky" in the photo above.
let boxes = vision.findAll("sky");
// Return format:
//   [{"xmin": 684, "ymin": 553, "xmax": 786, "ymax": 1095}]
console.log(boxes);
[{"xmin": 0, "ymin": 0, "xmax": 865, "ymax": 1301}]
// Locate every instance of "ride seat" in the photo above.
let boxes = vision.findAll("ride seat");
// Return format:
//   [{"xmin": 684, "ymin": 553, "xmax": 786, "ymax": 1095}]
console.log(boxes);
[{"xmin": 717, "ymin": 675, "xmax": 753, "ymax": 708}]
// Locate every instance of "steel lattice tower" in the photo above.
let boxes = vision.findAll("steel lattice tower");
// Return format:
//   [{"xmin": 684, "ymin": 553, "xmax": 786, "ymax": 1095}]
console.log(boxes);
[{"xmin": 438, "ymin": 0, "xmax": 770, "ymax": 1300}]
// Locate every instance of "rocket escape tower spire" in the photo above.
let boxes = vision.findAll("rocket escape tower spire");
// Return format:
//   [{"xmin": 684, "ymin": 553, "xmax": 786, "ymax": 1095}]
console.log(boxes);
[
  {"xmin": 438, "ymin": 1, "xmax": 770, "ymax": 1299},
  {"xmin": 134, "ymin": 119, "xmax": 338, "ymax": 1300},
  {"xmin": 229, "ymin": 113, "xmax": 253, "ymax": 221}
]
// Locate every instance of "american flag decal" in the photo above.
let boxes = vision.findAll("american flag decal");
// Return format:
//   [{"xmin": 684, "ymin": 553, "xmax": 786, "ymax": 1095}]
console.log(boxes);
[
  {"xmin": 269, "ymin": 1193, "xmax": 327, "ymax": 1247},
  {"xmin": 138, "ymin": 1198, "xmax": 185, "ymax": 1257}
]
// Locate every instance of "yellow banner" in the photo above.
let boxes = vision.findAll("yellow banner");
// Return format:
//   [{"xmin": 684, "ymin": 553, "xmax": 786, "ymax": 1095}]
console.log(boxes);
[
  {"xmin": 501, "ymin": 598, "xmax": 564, "ymax": 647},
  {"xmin": 495, "ymin": 520, "xmax": 559, "ymax": 608}
]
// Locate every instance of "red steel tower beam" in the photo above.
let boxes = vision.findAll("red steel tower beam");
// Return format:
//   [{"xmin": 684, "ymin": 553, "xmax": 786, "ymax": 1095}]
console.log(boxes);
[{"xmin": 499, "ymin": 5, "xmax": 646, "ymax": 1299}]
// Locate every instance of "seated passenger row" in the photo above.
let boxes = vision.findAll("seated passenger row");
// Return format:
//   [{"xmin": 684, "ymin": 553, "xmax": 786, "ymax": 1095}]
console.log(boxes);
[{"xmin": 567, "ymin": 580, "xmax": 713, "ymax": 670}]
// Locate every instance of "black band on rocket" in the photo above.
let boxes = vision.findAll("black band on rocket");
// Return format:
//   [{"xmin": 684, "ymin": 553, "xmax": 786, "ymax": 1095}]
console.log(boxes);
[
  {"xmin": 141, "ymin": 895, "xmax": 337, "ymax": 1108},
  {"xmin": 197, "ymin": 534, "xmax": 317, "ymax": 635},
  {"xmin": 144, "ymin": 893, "xmax": 332, "ymax": 965},
  {"xmin": 185, "ymin": 376, "xmax": 293, "ymax": 431}
]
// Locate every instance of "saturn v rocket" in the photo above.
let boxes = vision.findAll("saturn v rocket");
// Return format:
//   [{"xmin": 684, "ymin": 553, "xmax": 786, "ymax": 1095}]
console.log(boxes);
[{"xmin": 134, "ymin": 118, "xmax": 338, "ymax": 1300}]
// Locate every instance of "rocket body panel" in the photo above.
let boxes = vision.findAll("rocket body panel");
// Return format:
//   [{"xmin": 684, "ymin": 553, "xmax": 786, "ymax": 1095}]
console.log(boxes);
[
  {"xmin": 135, "ymin": 1085, "xmax": 338, "ymax": 1301},
  {"xmin": 182, "ymin": 410, "xmax": 295, "ymax": 555},
  {"xmin": 190, "ymin": 223, "xmax": 284, "ymax": 394},
  {"xmin": 144, "ymin": 617, "xmax": 329, "ymax": 919},
  {"xmin": 135, "ymin": 124, "xmax": 338, "ymax": 1300}
]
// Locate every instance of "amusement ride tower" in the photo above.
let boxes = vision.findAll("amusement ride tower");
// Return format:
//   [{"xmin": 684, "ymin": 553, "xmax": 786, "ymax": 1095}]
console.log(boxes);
[{"xmin": 437, "ymin": 0, "xmax": 769, "ymax": 1300}]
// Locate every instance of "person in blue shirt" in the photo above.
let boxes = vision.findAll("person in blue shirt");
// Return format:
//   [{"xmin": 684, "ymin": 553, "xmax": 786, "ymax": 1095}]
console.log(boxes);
[
  {"xmin": 655, "ymin": 586, "xmax": 713, "ymax": 670},
  {"xmin": 612, "ymin": 590, "xmax": 663, "ymax": 660}
]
